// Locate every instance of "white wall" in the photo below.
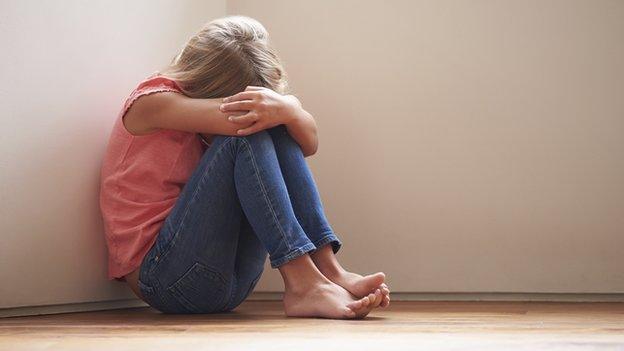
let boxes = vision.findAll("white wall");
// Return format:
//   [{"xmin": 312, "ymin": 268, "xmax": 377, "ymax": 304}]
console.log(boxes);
[
  {"xmin": 1, "ymin": 0, "xmax": 623, "ymax": 311},
  {"xmin": 230, "ymin": 0, "xmax": 624, "ymax": 293},
  {"xmin": 0, "ymin": 0, "xmax": 225, "ymax": 308}
]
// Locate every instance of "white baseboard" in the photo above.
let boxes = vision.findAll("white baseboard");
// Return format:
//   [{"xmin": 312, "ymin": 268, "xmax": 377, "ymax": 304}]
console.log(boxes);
[
  {"xmin": 249, "ymin": 292, "xmax": 624, "ymax": 302},
  {"xmin": 0, "ymin": 299, "xmax": 148, "ymax": 318},
  {"xmin": 2, "ymin": 292, "xmax": 623, "ymax": 318}
]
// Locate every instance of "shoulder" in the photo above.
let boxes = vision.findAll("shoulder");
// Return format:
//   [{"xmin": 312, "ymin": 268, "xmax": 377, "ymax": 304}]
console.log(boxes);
[
  {"xmin": 122, "ymin": 75, "xmax": 186, "ymax": 135},
  {"xmin": 124, "ymin": 74, "xmax": 184, "ymax": 110},
  {"xmin": 135, "ymin": 73, "xmax": 183, "ymax": 93},
  {"xmin": 127, "ymin": 90, "xmax": 182, "ymax": 119}
]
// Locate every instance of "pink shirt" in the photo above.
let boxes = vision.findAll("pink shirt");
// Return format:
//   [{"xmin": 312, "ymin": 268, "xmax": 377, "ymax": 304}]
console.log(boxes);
[{"xmin": 99, "ymin": 74, "xmax": 207, "ymax": 279}]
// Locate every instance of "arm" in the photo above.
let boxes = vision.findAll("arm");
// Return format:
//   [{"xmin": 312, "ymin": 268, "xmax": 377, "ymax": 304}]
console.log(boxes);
[
  {"xmin": 123, "ymin": 92, "xmax": 252, "ymax": 140},
  {"xmin": 220, "ymin": 87, "xmax": 319, "ymax": 157},
  {"xmin": 282, "ymin": 96, "xmax": 318, "ymax": 157}
]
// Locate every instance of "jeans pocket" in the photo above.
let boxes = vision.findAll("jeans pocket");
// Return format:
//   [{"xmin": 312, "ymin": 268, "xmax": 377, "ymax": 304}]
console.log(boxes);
[{"xmin": 166, "ymin": 262, "xmax": 228, "ymax": 313}]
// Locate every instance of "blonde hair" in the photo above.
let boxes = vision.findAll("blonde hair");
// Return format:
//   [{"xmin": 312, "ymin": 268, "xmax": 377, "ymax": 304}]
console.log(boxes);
[{"xmin": 159, "ymin": 16, "xmax": 288, "ymax": 98}]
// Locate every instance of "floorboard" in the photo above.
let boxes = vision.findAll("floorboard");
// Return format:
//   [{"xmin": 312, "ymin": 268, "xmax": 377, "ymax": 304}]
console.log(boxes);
[{"xmin": 1, "ymin": 301, "xmax": 623, "ymax": 350}]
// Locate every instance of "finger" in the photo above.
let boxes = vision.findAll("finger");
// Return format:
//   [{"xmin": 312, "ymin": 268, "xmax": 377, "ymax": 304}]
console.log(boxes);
[
  {"xmin": 229, "ymin": 112, "xmax": 258, "ymax": 124},
  {"xmin": 222, "ymin": 91, "xmax": 258, "ymax": 103},
  {"xmin": 236, "ymin": 123, "xmax": 265, "ymax": 136},
  {"xmin": 245, "ymin": 86, "xmax": 265, "ymax": 91},
  {"xmin": 227, "ymin": 110, "xmax": 248, "ymax": 117},
  {"xmin": 220, "ymin": 101, "xmax": 255, "ymax": 112}
]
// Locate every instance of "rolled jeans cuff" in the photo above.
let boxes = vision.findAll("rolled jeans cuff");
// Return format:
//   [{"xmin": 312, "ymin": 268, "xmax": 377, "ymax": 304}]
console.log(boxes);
[
  {"xmin": 269, "ymin": 243, "xmax": 317, "ymax": 268},
  {"xmin": 312, "ymin": 232, "xmax": 342, "ymax": 254}
]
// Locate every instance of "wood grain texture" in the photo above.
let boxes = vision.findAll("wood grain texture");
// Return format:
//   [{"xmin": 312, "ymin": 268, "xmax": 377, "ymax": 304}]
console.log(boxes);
[{"xmin": 1, "ymin": 301, "xmax": 623, "ymax": 350}]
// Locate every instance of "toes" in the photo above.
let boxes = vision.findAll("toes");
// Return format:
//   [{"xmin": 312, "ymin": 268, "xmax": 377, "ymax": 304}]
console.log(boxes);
[
  {"xmin": 361, "ymin": 295, "xmax": 371, "ymax": 307},
  {"xmin": 350, "ymin": 292, "xmax": 381, "ymax": 319},
  {"xmin": 367, "ymin": 292, "xmax": 376, "ymax": 306},
  {"xmin": 369, "ymin": 272, "xmax": 386, "ymax": 285},
  {"xmin": 347, "ymin": 299, "xmax": 363, "ymax": 310},
  {"xmin": 380, "ymin": 295, "xmax": 390, "ymax": 308},
  {"xmin": 381, "ymin": 286, "xmax": 390, "ymax": 296},
  {"xmin": 354, "ymin": 297, "xmax": 376, "ymax": 319},
  {"xmin": 372, "ymin": 289, "xmax": 383, "ymax": 307},
  {"xmin": 347, "ymin": 297, "xmax": 372, "ymax": 319},
  {"xmin": 359, "ymin": 272, "xmax": 386, "ymax": 293},
  {"xmin": 343, "ymin": 308, "xmax": 356, "ymax": 318}
]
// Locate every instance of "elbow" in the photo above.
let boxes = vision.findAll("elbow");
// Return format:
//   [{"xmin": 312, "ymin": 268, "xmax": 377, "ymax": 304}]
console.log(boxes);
[{"xmin": 303, "ymin": 143, "xmax": 318, "ymax": 158}]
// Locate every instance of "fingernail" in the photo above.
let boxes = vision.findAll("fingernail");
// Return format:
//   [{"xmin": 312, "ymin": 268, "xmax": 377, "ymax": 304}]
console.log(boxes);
[
  {"xmin": 222, "ymin": 97, "xmax": 229, "ymax": 102},
  {"xmin": 228, "ymin": 116, "xmax": 233, "ymax": 121},
  {"xmin": 237, "ymin": 130, "xmax": 244, "ymax": 135}
]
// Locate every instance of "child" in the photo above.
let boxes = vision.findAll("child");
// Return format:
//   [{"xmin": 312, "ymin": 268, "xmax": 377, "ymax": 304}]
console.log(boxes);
[{"xmin": 99, "ymin": 16, "xmax": 390, "ymax": 319}]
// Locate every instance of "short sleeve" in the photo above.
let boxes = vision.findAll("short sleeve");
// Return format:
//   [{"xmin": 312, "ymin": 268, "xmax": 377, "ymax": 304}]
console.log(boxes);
[{"xmin": 120, "ymin": 76, "xmax": 184, "ymax": 120}]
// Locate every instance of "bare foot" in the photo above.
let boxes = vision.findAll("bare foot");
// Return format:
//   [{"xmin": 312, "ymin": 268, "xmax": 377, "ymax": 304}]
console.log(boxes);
[
  {"xmin": 331, "ymin": 271, "xmax": 391, "ymax": 308},
  {"xmin": 279, "ymin": 253, "xmax": 385, "ymax": 318},
  {"xmin": 347, "ymin": 288, "xmax": 385, "ymax": 318},
  {"xmin": 333, "ymin": 270, "xmax": 386, "ymax": 296},
  {"xmin": 310, "ymin": 245, "xmax": 391, "ymax": 306},
  {"xmin": 283, "ymin": 281, "xmax": 380, "ymax": 319},
  {"xmin": 380, "ymin": 286, "xmax": 390, "ymax": 308}
]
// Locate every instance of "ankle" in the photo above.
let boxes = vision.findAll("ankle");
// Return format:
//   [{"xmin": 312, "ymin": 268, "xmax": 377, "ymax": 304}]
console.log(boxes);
[
  {"xmin": 310, "ymin": 245, "xmax": 347, "ymax": 279},
  {"xmin": 279, "ymin": 254, "xmax": 332, "ymax": 294},
  {"xmin": 285, "ymin": 277, "xmax": 334, "ymax": 297},
  {"xmin": 316, "ymin": 263, "xmax": 346, "ymax": 281}
]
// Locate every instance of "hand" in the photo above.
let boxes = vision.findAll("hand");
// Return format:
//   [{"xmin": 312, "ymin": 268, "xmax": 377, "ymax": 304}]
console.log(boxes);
[{"xmin": 220, "ymin": 86, "xmax": 301, "ymax": 136}]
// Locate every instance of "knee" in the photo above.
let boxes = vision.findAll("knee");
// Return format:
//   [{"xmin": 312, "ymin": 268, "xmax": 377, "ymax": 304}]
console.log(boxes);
[
  {"xmin": 236, "ymin": 129, "xmax": 272, "ymax": 143},
  {"xmin": 230, "ymin": 129, "xmax": 275, "ymax": 151},
  {"xmin": 209, "ymin": 129, "xmax": 271, "ymax": 145}
]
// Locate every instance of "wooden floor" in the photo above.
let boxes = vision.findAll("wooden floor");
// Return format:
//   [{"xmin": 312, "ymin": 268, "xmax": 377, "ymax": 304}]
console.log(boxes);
[{"xmin": 1, "ymin": 301, "xmax": 623, "ymax": 350}]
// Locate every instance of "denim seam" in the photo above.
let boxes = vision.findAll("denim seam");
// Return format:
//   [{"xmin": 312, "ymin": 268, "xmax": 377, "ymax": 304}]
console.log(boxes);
[
  {"xmin": 270, "ymin": 242, "xmax": 316, "ymax": 268},
  {"xmin": 239, "ymin": 137, "xmax": 292, "ymax": 251},
  {"xmin": 311, "ymin": 232, "xmax": 340, "ymax": 248},
  {"xmin": 150, "ymin": 137, "xmax": 235, "ymax": 273},
  {"xmin": 224, "ymin": 271, "xmax": 239, "ymax": 311}
]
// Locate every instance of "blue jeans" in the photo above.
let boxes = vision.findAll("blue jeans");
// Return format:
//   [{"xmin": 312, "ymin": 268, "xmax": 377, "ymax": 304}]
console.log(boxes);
[{"xmin": 137, "ymin": 125, "xmax": 342, "ymax": 314}]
